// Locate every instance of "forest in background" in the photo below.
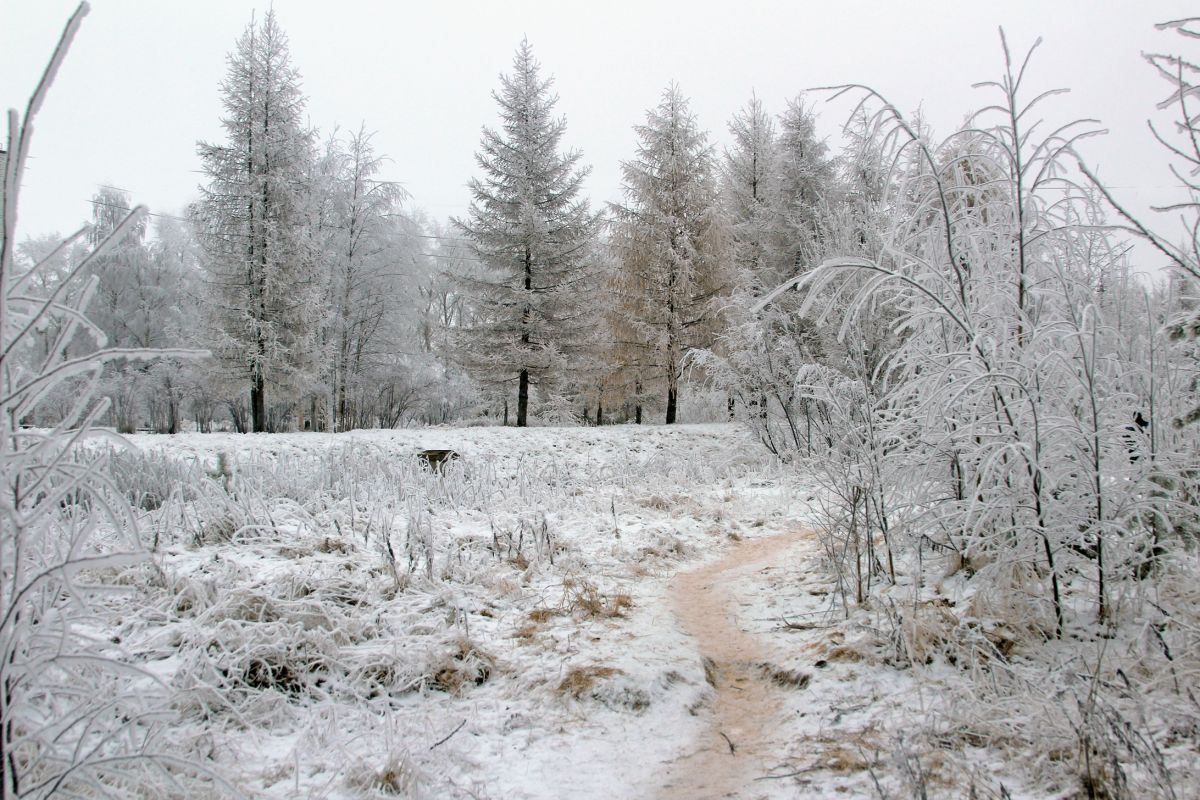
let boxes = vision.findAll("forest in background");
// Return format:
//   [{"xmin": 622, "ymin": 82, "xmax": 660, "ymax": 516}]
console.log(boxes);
[{"xmin": 17, "ymin": 8, "xmax": 1187, "ymax": 439}]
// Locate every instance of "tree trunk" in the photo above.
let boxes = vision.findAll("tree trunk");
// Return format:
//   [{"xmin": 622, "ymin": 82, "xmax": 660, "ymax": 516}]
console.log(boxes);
[
  {"xmin": 251, "ymin": 371, "xmax": 266, "ymax": 433},
  {"xmin": 337, "ymin": 382, "xmax": 348, "ymax": 432},
  {"xmin": 665, "ymin": 386, "xmax": 677, "ymax": 424},
  {"xmin": 596, "ymin": 398, "xmax": 603, "ymax": 426},
  {"xmin": 517, "ymin": 244, "xmax": 532, "ymax": 428},
  {"xmin": 517, "ymin": 369, "xmax": 529, "ymax": 427}
]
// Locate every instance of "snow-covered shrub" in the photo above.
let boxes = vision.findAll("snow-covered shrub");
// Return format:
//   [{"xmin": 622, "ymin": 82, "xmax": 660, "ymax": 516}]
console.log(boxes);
[
  {"xmin": 793, "ymin": 33, "xmax": 1193, "ymax": 631},
  {"xmin": 720, "ymin": 29, "xmax": 1200, "ymax": 797}
]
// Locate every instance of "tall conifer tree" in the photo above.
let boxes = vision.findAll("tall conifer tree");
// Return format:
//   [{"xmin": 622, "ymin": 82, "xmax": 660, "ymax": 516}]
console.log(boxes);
[
  {"xmin": 453, "ymin": 40, "xmax": 600, "ymax": 427},
  {"xmin": 611, "ymin": 85, "xmax": 728, "ymax": 424},
  {"xmin": 776, "ymin": 97, "xmax": 837, "ymax": 275},
  {"xmin": 194, "ymin": 9, "xmax": 318, "ymax": 432},
  {"xmin": 722, "ymin": 94, "xmax": 781, "ymax": 293}
]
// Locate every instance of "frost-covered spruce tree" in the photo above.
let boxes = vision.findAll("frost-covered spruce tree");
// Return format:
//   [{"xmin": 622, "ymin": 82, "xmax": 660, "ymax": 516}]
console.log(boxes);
[
  {"xmin": 452, "ymin": 40, "xmax": 601, "ymax": 427},
  {"xmin": 776, "ymin": 96, "xmax": 838, "ymax": 276},
  {"xmin": 722, "ymin": 93, "xmax": 781, "ymax": 293},
  {"xmin": 194, "ymin": 9, "xmax": 319, "ymax": 433},
  {"xmin": 610, "ymin": 85, "xmax": 728, "ymax": 424}
]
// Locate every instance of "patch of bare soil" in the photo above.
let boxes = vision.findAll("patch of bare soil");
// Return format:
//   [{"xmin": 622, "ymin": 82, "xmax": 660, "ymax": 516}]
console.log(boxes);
[{"xmin": 658, "ymin": 530, "xmax": 810, "ymax": 799}]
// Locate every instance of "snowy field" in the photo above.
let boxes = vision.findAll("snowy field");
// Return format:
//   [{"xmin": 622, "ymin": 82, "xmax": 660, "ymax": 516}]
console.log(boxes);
[
  {"xmin": 32, "ymin": 421, "xmax": 1180, "ymax": 799},
  {"xmin": 112, "ymin": 423, "xmax": 810, "ymax": 798}
]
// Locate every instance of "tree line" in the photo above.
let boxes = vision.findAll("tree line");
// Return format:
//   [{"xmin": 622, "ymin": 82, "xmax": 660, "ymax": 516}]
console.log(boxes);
[
  {"xmin": 11, "ymin": 9, "xmax": 1198, "ymax": 455},
  {"xmin": 11, "ymin": 10, "xmax": 840, "ymax": 433}
]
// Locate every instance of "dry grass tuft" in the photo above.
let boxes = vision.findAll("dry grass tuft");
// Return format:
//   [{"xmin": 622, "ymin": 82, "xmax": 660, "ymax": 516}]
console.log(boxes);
[
  {"xmin": 562, "ymin": 579, "xmax": 632, "ymax": 618},
  {"xmin": 528, "ymin": 607, "xmax": 556, "ymax": 624},
  {"xmin": 558, "ymin": 665, "xmax": 651, "ymax": 712},
  {"xmin": 344, "ymin": 752, "xmax": 424, "ymax": 797},
  {"xmin": 825, "ymin": 645, "xmax": 865, "ymax": 663},
  {"xmin": 823, "ymin": 744, "xmax": 868, "ymax": 773},
  {"xmin": 428, "ymin": 639, "xmax": 494, "ymax": 695},
  {"xmin": 637, "ymin": 494, "xmax": 673, "ymax": 511},
  {"xmin": 638, "ymin": 532, "xmax": 692, "ymax": 560},
  {"xmin": 899, "ymin": 601, "xmax": 961, "ymax": 665},
  {"xmin": 757, "ymin": 662, "xmax": 811, "ymax": 689},
  {"xmin": 558, "ymin": 665, "xmax": 624, "ymax": 698},
  {"xmin": 317, "ymin": 536, "xmax": 354, "ymax": 555},
  {"xmin": 528, "ymin": 578, "xmax": 634, "ymax": 623}
]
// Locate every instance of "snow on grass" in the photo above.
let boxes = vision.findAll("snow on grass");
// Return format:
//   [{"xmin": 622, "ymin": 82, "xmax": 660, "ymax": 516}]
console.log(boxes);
[
  {"xmin": 74, "ymin": 422, "xmax": 1198, "ymax": 797},
  {"xmin": 103, "ymin": 423, "xmax": 804, "ymax": 798},
  {"xmin": 723, "ymin": 516, "xmax": 1199, "ymax": 799}
]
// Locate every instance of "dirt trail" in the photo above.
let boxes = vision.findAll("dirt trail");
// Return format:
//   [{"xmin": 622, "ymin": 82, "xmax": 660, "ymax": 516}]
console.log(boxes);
[{"xmin": 658, "ymin": 530, "xmax": 808, "ymax": 800}]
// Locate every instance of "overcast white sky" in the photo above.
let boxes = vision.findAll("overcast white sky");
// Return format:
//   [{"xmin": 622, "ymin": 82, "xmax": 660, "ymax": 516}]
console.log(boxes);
[{"xmin": 1, "ymin": 0, "xmax": 1196, "ymax": 274}]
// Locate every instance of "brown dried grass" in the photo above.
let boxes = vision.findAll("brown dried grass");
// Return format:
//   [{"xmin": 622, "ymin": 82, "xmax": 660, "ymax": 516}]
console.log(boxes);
[{"xmin": 558, "ymin": 665, "xmax": 624, "ymax": 698}]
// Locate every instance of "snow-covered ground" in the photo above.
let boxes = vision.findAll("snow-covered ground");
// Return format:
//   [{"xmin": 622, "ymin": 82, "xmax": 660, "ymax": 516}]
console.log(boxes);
[
  {"xmin": 111, "ymin": 423, "xmax": 806, "ymax": 798},
  {"xmin": 92, "ymin": 423, "xmax": 1196, "ymax": 798}
]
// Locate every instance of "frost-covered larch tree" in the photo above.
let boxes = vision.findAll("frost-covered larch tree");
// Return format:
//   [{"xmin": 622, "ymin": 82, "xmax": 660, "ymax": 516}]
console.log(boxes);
[
  {"xmin": 611, "ymin": 84, "xmax": 728, "ymax": 424},
  {"xmin": 194, "ymin": 9, "xmax": 319, "ymax": 433},
  {"xmin": 452, "ymin": 39, "xmax": 601, "ymax": 427}
]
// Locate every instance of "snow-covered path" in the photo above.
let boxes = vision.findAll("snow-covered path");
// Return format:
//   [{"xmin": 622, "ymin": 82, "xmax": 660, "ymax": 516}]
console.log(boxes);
[{"xmin": 659, "ymin": 529, "xmax": 812, "ymax": 799}]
